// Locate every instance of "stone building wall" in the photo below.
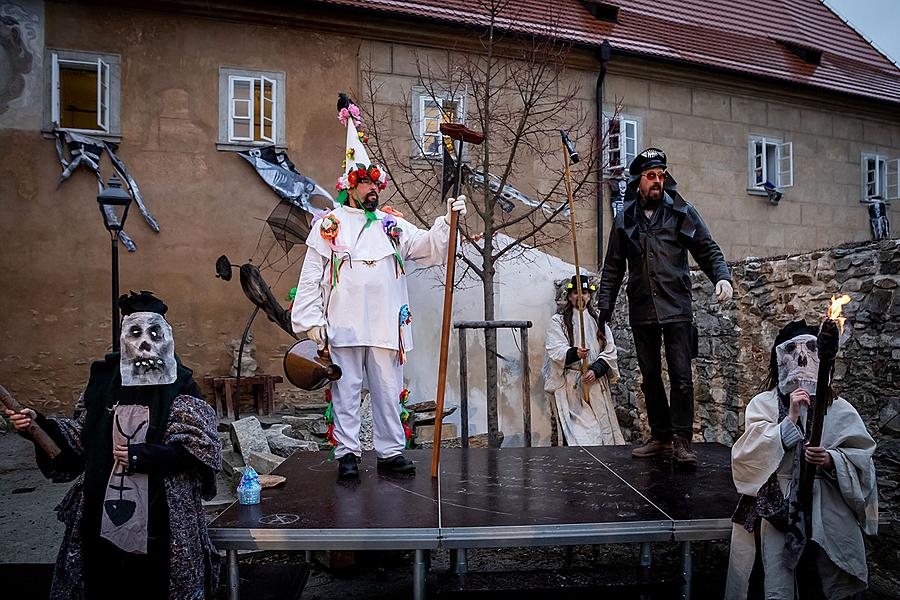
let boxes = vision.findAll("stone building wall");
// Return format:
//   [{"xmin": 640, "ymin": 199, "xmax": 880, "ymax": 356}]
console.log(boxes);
[{"xmin": 608, "ymin": 237, "xmax": 900, "ymax": 595}]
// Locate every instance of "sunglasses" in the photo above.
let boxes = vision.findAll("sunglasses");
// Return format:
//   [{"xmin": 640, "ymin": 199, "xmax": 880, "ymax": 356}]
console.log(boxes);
[{"xmin": 642, "ymin": 171, "xmax": 667, "ymax": 182}]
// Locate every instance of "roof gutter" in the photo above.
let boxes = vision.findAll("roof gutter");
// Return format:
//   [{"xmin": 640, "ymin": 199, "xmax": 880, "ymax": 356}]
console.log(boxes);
[{"xmin": 595, "ymin": 40, "xmax": 611, "ymax": 271}]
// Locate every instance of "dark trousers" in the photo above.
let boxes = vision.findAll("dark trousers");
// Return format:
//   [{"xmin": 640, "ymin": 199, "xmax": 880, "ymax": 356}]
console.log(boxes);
[{"xmin": 632, "ymin": 321, "xmax": 694, "ymax": 441}]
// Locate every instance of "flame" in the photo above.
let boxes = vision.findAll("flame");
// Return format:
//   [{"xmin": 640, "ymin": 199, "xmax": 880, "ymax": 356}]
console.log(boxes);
[{"xmin": 827, "ymin": 294, "xmax": 851, "ymax": 333}]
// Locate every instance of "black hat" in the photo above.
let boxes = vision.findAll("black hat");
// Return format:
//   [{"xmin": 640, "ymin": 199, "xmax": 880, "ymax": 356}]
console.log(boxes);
[
  {"xmin": 118, "ymin": 290, "xmax": 168, "ymax": 317},
  {"xmin": 628, "ymin": 147, "xmax": 667, "ymax": 176},
  {"xmin": 566, "ymin": 275, "xmax": 596, "ymax": 293}
]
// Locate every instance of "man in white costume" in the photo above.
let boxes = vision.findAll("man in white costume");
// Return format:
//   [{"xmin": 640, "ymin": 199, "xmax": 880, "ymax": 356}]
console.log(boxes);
[
  {"xmin": 543, "ymin": 275, "xmax": 624, "ymax": 446},
  {"xmin": 725, "ymin": 320, "xmax": 878, "ymax": 599},
  {"xmin": 292, "ymin": 95, "xmax": 466, "ymax": 478}
]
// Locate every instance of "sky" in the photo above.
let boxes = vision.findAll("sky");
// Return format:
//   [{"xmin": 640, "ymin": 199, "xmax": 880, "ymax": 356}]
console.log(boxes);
[{"xmin": 823, "ymin": 0, "xmax": 900, "ymax": 66}]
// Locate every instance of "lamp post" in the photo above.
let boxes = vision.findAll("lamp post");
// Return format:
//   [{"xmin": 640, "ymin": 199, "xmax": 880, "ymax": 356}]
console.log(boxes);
[{"xmin": 97, "ymin": 174, "xmax": 132, "ymax": 353}]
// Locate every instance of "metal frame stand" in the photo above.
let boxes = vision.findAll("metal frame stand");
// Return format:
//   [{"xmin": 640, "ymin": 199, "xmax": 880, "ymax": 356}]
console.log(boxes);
[
  {"xmin": 226, "ymin": 549, "xmax": 240, "ymax": 600},
  {"xmin": 680, "ymin": 541, "xmax": 692, "ymax": 600},
  {"xmin": 455, "ymin": 320, "xmax": 533, "ymax": 447},
  {"xmin": 413, "ymin": 549, "xmax": 428, "ymax": 600}
]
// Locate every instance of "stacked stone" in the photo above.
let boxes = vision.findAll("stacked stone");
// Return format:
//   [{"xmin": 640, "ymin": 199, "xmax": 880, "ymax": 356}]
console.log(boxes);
[{"xmin": 606, "ymin": 238, "xmax": 900, "ymax": 594}]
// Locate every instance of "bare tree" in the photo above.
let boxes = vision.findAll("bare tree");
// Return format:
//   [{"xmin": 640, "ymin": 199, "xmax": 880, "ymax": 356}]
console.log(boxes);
[{"xmin": 359, "ymin": 0, "xmax": 616, "ymax": 442}]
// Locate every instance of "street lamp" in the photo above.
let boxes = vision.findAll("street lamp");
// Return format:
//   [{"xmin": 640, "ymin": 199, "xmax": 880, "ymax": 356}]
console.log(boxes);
[{"xmin": 97, "ymin": 174, "xmax": 132, "ymax": 353}]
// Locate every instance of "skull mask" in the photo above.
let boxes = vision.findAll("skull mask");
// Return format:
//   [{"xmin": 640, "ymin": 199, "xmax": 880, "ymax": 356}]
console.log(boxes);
[
  {"xmin": 120, "ymin": 312, "xmax": 176, "ymax": 386},
  {"xmin": 776, "ymin": 334, "xmax": 818, "ymax": 396}
]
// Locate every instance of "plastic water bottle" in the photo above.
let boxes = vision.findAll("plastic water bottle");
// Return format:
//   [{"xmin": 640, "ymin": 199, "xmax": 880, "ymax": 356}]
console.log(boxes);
[{"xmin": 237, "ymin": 466, "xmax": 261, "ymax": 505}]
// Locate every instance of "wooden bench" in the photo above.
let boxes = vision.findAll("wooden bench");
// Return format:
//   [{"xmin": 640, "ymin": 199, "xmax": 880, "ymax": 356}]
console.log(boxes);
[{"xmin": 203, "ymin": 374, "xmax": 283, "ymax": 421}]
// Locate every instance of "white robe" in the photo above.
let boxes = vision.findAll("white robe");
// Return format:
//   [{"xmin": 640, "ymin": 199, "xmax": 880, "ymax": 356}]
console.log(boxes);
[
  {"xmin": 292, "ymin": 204, "xmax": 450, "ymax": 350},
  {"xmin": 725, "ymin": 390, "xmax": 878, "ymax": 600},
  {"xmin": 542, "ymin": 313, "xmax": 624, "ymax": 446}
]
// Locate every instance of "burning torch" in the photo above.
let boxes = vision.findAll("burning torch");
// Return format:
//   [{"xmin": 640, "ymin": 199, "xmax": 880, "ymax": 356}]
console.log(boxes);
[{"xmin": 797, "ymin": 294, "xmax": 851, "ymax": 517}]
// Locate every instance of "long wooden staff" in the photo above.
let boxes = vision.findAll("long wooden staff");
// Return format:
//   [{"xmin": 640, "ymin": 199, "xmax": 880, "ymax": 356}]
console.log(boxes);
[
  {"xmin": 560, "ymin": 130, "xmax": 591, "ymax": 406},
  {"xmin": 0, "ymin": 384, "xmax": 61, "ymax": 458},
  {"xmin": 431, "ymin": 123, "xmax": 484, "ymax": 478}
]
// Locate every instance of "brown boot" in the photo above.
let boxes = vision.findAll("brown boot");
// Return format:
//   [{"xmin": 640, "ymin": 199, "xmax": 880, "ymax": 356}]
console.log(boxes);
[
  {"xmin": 631, "ymin": 437, "xmax": 673, "ymax": 458},
  {"xmin": 672, "ymin": 435, "xmax": 698, "ymax": 467}
]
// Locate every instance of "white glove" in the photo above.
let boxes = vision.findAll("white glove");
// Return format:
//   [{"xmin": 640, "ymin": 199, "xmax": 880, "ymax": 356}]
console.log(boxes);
[
  {"xmin": 446, "ymin": 195, "xmax": 467, "ymax": 220},
  {"xmin": 714, "ymin": 280, "xmax": 733, "ymax": 302},
  {"xmin": 306, "ymin": 325, "xmax": 326, "ymax": 350}
]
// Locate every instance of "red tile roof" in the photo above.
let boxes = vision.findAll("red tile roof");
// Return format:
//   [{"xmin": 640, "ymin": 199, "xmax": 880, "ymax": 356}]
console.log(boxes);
[{"xmin": 313, "ymin": 0, "xmax": 900, "ymax": 105}]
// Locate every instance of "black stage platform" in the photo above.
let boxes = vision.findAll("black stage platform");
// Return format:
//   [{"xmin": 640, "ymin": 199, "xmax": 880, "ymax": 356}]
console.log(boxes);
[{"xmin": 209, "ymin": 444, "xmax": 738, "ymax": 600}]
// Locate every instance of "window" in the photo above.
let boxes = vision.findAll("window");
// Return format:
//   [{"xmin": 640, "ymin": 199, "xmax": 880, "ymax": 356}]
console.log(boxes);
[
  {"xmin": 412, "ymin": 88, "xmax": 465, "ymax": 159},
  {"xmin": 861, "ymin": 153, "xmax": 899, "ymax": 202},
  {"xmin": 604, "ymin": 115, "xmax": 639, "ymax": 172},
  {"xmin": 45, "ymin": 49, "xmax": 120, "ymax": 136},
  {"xmin": 747, "ymin": 135, "xmax": 793, "ymax": 191},
  {"xmin": 217, "ymin": 68, "xmax": 285, "ymax": 149}
]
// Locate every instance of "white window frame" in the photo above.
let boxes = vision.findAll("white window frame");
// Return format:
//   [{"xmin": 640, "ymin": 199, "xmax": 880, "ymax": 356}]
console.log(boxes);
[
  {"xmin": 603, "ymin": 114, "xmax": 640, "ymax": 173},
  {"xmin": 411, "ymin": 88, "xmax": 467, "ymax": 160},
  {"xmin": 48, "ymin": 50, "xmax": 118, "ymax": 135},
  {"xmin": 217, "ymin": 67, "xmax": 286, "ymax": 151},
  {"xmin": 861, "ymin": 152, "xmax": 896, "ymax": 202},
  {"xmin": 747, "ymin": 135, "xmax": 793, "ymax": 191}
]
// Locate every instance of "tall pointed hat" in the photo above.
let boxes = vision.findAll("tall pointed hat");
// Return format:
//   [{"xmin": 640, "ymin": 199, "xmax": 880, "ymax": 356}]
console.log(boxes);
[{"xmin": 334, "ymin": 93, "xmax": 387, "ymax": 218}]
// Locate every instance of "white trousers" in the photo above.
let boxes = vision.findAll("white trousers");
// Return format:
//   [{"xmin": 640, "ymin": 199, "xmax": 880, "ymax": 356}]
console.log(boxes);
[{"xmin": 329, "ymin": 345, "xmax": 406, "ymax": 459}]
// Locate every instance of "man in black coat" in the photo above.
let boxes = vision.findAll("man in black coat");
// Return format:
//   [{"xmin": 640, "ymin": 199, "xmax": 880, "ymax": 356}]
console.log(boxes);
[{"xmin": 597, "ymin": 148, "xmax": 732, "ymax": 466}]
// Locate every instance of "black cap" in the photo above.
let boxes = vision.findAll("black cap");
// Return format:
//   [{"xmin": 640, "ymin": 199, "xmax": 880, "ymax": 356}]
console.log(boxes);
[
  {"xmin": 628, "ymin": 147, "xmax": 667, "ymax": 176},
  {"xmin": 566, "ymin": 275, "xmax": 596, "ymax": 293},
  {"xmin": 118, "ymin": 290, "xmax": 168, "ymax": 317}
]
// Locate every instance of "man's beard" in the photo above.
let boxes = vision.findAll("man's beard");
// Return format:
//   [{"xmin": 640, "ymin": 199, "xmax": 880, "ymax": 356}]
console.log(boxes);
[
  {"xmin": 361, "ymin": 191, "xmax": 379, "ymax": 212},
  {"xmin": 641, "ymin": 184, "xmax": 662, "ymax": 209}
]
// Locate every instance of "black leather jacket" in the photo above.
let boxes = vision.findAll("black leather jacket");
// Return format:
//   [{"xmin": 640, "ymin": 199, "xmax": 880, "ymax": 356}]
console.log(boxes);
[{"xmin": 597, "ymin": 190, "xmax": 730, "ymax": 326}]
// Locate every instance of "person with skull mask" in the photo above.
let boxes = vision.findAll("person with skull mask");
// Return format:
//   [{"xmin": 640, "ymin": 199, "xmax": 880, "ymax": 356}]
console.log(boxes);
[
  {"xmin": 597, "ymin": 147, "xmax": 733, "ymax": 466},
  {"xmin": 291, "ymin": 95, "xmax": 466, "ymax": 479},
  {"xmin": 725, "ymin": 320, "xmax": 877, "ymax": 599},
  {"xmin": 4, "ymin": 291, "xmax": 221, "ymax": 599}
]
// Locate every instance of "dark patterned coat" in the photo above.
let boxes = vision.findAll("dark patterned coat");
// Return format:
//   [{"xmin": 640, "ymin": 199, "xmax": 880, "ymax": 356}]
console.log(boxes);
[{"xmin": 40, "ymin": 394, "xmax": 221, "ymax": 600}]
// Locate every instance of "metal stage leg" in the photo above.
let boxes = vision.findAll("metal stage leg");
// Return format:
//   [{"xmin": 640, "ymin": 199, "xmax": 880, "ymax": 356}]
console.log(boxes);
[
  {"xmin": 227, "ymin": 549, "xmax": 240, "ymax": 600},
  {"xmin": 451, "ymin": 548, "xmax": 468, "ymax": 574},
  {"xmin": 414, "ymin": 549, "xmax": 428, "ymax": 600},
  {"xmin": 640, "ymin": 542, "xmax": 652, "ymax": 567},
  {"xmin": 680, "ymin": 541, "xmax": 692, "ymax": 600},
  {"xmin": 305, "ymin": 550, "xmax": 313, "ymax": 563}
]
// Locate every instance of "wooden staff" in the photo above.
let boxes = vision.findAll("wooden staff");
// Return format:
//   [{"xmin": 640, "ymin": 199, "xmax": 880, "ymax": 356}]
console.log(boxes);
[
  {"xmin": 431, "ymin": 123, "xmax": 484, "ymax": 478},
  {"xmin": 0, "ymin": 384, "xmax": 61, "ymax": 459},
  {"xmin": 560, "ymin": 130, "xmax": 591, "ymax": 407}
]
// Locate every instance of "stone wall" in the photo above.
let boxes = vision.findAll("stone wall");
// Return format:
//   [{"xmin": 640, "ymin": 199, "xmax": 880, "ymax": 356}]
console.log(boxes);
[{"xmin": 608, "ymin": 238, "xmax": 900, "ymax": 596}]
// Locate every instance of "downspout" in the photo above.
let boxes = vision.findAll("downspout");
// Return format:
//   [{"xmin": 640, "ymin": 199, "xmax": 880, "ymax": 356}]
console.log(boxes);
[{"xmin": 595, "ymin": 40, "xmax": 612, "ymax": 271}]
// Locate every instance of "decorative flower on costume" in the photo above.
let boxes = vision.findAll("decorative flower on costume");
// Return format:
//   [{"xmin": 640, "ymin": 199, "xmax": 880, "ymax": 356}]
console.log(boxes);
[
  {"xmin": 382, "ymin": 215, "xmax": 405, "ymax": 278},
  {"xmin": 323, "ymin": 389, "xmax": 338, "ymax": 458},
  {"xmin": 320, "ymin": 214, "xmax": 350, "ymax": 287},
  {"xmin": 399, "ymin": 389, "xmax": 414, "ymax": 448},
  {"xmin": 398, "ymin": 303, "xmax": 412, "ymax": 364},
  {"xmin": 334, "ymin": 94, "xmax": 388, "ymax": 225}
]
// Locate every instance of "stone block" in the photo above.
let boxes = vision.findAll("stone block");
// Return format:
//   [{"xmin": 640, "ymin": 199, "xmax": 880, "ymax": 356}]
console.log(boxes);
[
  {"xmin": 392, "ymin": 44, "xmax": 449, "ymax": 78},
  {"xmin": 360, "ymin": 40, "xmax": 392, "ymax": 74},
  {"xmin": 670, "ymin": 114, "xmax": 716, "ymax": 143},
  {"xmin": 692, "ymin": 89, "xmax": 731, "ymax": 120},
  {"xmin": 832, "ymin": 116, "xmax": 862, "ymax": 141},
  {"xmin": 643, "ymin": 109, "xmax": 673, "ymax": 137},
  {"xmin": 767, "ymin": 103, "xmax": 800, "ymax": 131},
  {"xmin": 282, "ymin": 414, "xmax": 328, "ymax": 437},
  {"xmin": 649, "ymin": 81, "xmax": 692, "ymax": 115},
  {"xmin": 798, "ymin": 109, "xmax": 832, "ymax": 136},
  {"xmin": 605, "ymin": 75, "xmax": 649, "ymax": 108},
  {"xmin": 800, "ymin": 203, "xmax": 833, "ymax": 227},
  {"xmin": 229, "ymin": 416, "xmax": 270, "ymax": 464},
  {"xmin": 248, "ymin": 450, "xmax": 285, "ymax": 475},
  {"xmin": 766, "ymin": 201, "xmax": 802, "ymax": 226},
  {"xmin": 268, "ymin": 434, "xmax": 319, "ymax": 458},
  {"xmin": 415, "ymin": 423, "xmax": 458, "ymax": 442},
  {"xmin": 862, "ymin": 119, "xmax": 893, "ymax": 146},
  {"xmin": 265, "ymin": 423, "xmax": 292, "ymax": 437},
  {"xmin": 731, "ymin": 97, "xmax": 767, "ymax": 126}
]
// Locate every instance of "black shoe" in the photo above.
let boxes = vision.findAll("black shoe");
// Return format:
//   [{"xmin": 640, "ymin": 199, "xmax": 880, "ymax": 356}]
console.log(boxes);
[
  {"xmin": 338, "ymin": 453, "xmax": 360, "ymax": 479},
  {"xmin": 377, "ymin": 454, "xmax": 416, "ymax": 475}
]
